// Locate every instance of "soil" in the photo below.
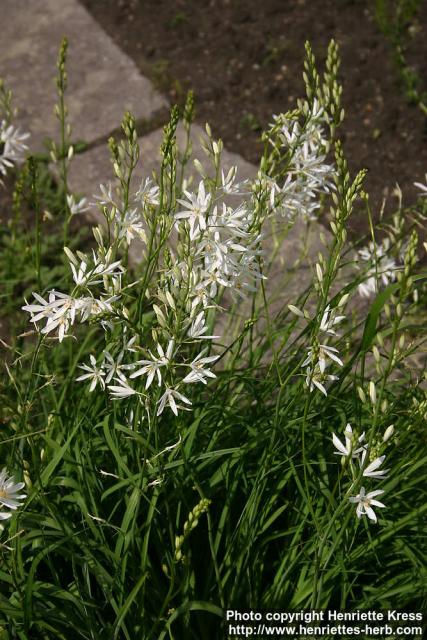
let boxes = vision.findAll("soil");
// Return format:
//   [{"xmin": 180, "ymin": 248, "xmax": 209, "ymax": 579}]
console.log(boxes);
[{"xmin": 80, "ymin": 0, "xmax": 427, "ymax": 234}]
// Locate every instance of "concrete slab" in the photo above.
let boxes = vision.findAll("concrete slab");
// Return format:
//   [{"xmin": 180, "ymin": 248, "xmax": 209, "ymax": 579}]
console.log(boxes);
[{"xmin": 0, "ymin": 0, "xmax": 167, "ymax": 151}]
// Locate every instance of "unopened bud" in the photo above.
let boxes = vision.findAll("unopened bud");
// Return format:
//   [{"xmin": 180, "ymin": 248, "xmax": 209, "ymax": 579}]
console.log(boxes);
[
  {"xmin": 288, "ymin": 305, "xmax": 305, "ymax": 318},
  {"xmin": 357, "ymin": 386, "xmax": 366, "ymax": 404},
  {"xmin": 383, "ymin": 425, "xmax": 394, "ymax": 442},
  {"xmin": 338, "ymin": 293, "xmax": 349, "ymax": 308},
  {"xmin": 24, "ymin": 470, "xmax": 32, "ymax": 489},
  {"xmin": 369, "ymin": 381, "xmax": 377, "ymax": 405},
  {"xmin": 193, "ymin": 158, "xmax": 204, "ymax": 176}
]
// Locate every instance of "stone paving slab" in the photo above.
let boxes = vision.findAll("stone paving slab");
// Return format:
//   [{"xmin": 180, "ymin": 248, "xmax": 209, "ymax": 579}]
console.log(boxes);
[{"xmin": 0, "ymin": 0, "xmax": 167, "ymax": 151}]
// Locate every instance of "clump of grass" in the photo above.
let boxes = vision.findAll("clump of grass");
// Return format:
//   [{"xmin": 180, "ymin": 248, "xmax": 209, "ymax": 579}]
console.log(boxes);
[
  {"xmin": 375, "ymin": 0, "xmax": 427, "ymax": 116},
  {"xmin": 0, "ymin": 39, "xmax": 426, "ymax": 639}
]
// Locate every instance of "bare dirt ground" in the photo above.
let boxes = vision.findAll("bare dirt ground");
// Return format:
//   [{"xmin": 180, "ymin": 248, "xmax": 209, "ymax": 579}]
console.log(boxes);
[{"xmin": 81, "ymin": 0, "xmax": 427, "ymax": 235}]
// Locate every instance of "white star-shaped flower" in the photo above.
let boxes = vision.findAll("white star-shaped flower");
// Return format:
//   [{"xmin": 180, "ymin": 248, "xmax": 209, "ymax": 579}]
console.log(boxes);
[
  {"xmin": 349, "ymin": 487, "xmax": 386, "ymax": 523},
  {"xmin": 0, "ymin": 468, "xmax": 26, "ymax": 519},
  {"xmin": 360, "ymin": 451, "xmax": 389, "ymax": 479},
  {"xmin": 332, "ymin": 424, "xmax": 365, "ymax": 458}
]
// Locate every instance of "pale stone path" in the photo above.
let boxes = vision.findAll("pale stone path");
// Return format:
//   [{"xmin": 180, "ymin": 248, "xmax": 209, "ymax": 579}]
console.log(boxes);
[
  {"xmin": 1, "ymin": 0, "xmax": 327, "ymax": 305},
  {"xmin": 1, "ymin": 0, "xmax": 167, "ymax": 151}
]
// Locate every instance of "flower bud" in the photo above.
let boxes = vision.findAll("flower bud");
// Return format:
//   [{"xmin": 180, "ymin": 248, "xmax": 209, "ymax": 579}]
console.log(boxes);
[
  {"xmin": 338, "ymin": 293, "xmax": 349, "ymax": 308},
  {"xmin": 193, "ymin": 158, "xmax": 205, "ymax": 176},
  {"xmin": 288, "ymin": 305, "xmax": 305, "ymax": 318},
  {"xmin": 383, "ymin": 425, "xmax": 394, "ymax": 442},
  {"xmin": 369, "ymin": 381, "xmax": 377, "ymax": 405},
  {"xmin": 357, "ymin": 386, "xmax": 366, "ymax": 404}
]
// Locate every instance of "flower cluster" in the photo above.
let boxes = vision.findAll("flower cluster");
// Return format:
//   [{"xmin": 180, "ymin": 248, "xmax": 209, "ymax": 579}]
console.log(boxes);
[
  {"xmin": 17, "ymin": 68, "xmax": 342, "ymax": 420},
  {"xmin": 23, "ymin": 248, "xmax": 124, "ymax": 342},
  {"xmin": 112, "ymin": 163, "xmax": 263, "ymax": 416},
  {"xmin": 266, "ymin": 99, "xmax": 335, "ymax": 222},
  {"xmin": 332, "ymin": 423, "xmax": 394, "ymax": 523},
  {"xmin": 290, "ymin": 303, "xmax": 346, "ymax": 396},
  {"xmin": 174, "ymin": 178, "xmax": 264, "ymax": 299},
  {"xmin": 21, "ymin": 111, "xmax": 269, "ymax": 420}
]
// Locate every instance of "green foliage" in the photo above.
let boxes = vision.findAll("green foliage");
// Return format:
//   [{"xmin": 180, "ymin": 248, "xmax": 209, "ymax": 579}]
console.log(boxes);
[{"xmin": 374, "ymin": 0, "xmax": 427, "ymax": 116}]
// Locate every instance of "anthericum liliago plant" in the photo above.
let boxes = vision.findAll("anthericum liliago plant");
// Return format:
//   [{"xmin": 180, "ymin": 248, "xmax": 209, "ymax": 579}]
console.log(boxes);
[{"xmin": 0, "ymin": 38, "xmax": 426, "ymax": 639}]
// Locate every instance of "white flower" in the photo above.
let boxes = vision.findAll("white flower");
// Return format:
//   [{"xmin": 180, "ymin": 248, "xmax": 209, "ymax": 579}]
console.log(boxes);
[
  {"xmin": 124, "ymin": 335, "xmax": 138, "ymax": 353},
  {"xmin": 182, "ymin": 350, "xmax": 219, "ymax": 384},
  {"xmin": 94, "ymin": 182, "xmax": 118, "ymax": 207},
  {"xmin": 220, "ymin": 166, "xmax": 248, "ymax": 195},
  {"xmin": 108, "ymin": 376, "xmax": 137, "ymax": 399},
  {"xmin": 42, "ymin": 295, "xmax": 79, "ymax": 341},
  {"xmin": 129, "ymin": 340, "xmax": 175, "ymax": 389},
  {"xmin": 302, "ymin": 344, "xmax": 343, "ymax": 374},
  {"xmin": 23, "ymin": 290, "xmax": 82, "ymax": 342},
  {"xmin": 157, "ymin": 387, "xmax": 192, "ymax": 416},
  {"xmin": 23, "ymin": 287, "xmax": 116, "ymax": 342},
  {"xmin": 357, "ymin": 238, "xmax": 398, "ymax": 298},
  {"xmin": 63, "ymin": 247, "xmax": 124, "ymax": 290},
  {"xmin": 318, "ymin": 344, "xmax": 343, "ymax": 372},
  {"xmin": 22, "ymin": 291, "xmax": 55, "ymax": 322},
  {"xmin": 319, "ymin": 305, "xmax": 345, "ymax": 336},
  {"xmin": 175, "ymin": 180, "xmax": 211, "ymax": 239},
  {"xmin": 102, "ymin": 350, "xmax": 127, "ymax": 384},
  {"xmin": 78, "ymin": 296, "xmax": 116, "ymax": 322},
  {"xmin": 134, "ymin": 177, "xmax": 160, "ymax": 207},
  {"xmin": 360, "ymin": 451, "xmax": 389, "ymax": 479},
  {"xmin": 269, "ymin": 174, "xmax": 320, "ymax": 221},
  {"xmin": 90, "ymin": 251, "xmax": 124, "ymax": 282},
  {"xmin": 66, "ymin": 194, "xmax": 89, "ymax": 216},
  {"xmin": 76, "ymin": 355, "xmax": 105, "ymax": 391},
  {"xmin": 0, "ymin": 121, "xmax": 29, "ymax": 175},
  {"xmin": 0, "ymin": 468, "xmax": 26, "ymax": 518},
  {"xmin": 187, "ymin": 311, "xmax": 220, "ymax": 340},
  {"xmin": 349, "ymin": 487, "xmax": 386, "ymax": 523},
  {"xmin": 0, "ymin": 151, "xmax": 13, "ymax": 177},
  {"xmin": 117, "ymin": 208, "xmax": 147, "ymax": 245},
  {"xmin": 305, "ymin": 366, "xmax": 338, "ymax": 396},
  {"xmin": 69, "ymin": 258, "xmax": 89, "ymax": 286},
  {"xmin": 332, "ymin": 424, "xmax": 365, "ymax": 458},
  {"xmin": 217, "ymin": 203, "xmax": 254, "ymax": 236}
]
